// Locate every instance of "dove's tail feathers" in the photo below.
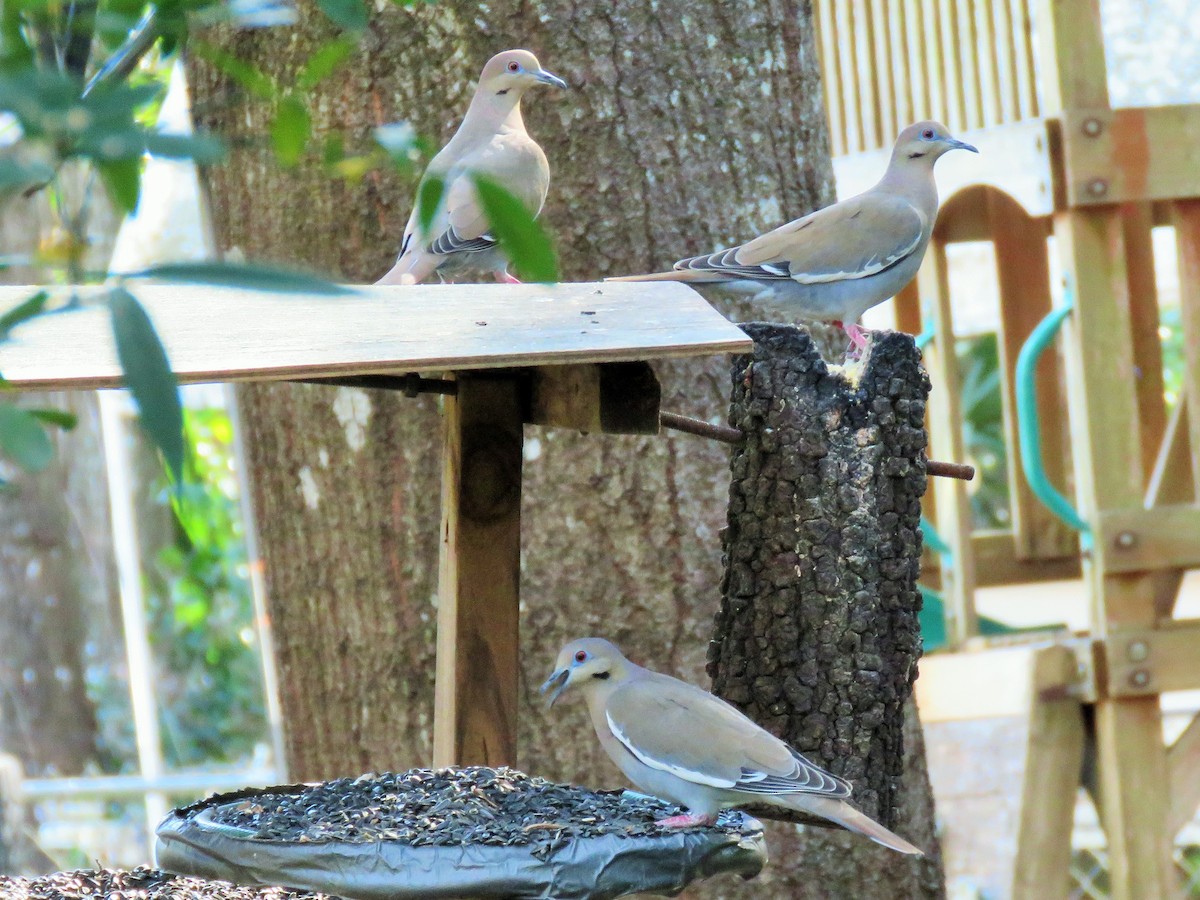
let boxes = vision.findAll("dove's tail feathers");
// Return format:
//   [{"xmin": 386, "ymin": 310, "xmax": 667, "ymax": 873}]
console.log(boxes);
[
  {"xmin": 780, "ymin": 795, "xmax": 924, "ymax": 856},
  {"xmin": 605, "ymin": 269, "xmax": 729, "ymax": 284}
]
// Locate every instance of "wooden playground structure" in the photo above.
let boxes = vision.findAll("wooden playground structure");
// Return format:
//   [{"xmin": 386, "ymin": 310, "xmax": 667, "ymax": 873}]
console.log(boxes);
[{"xmin": 813, "ymin": 0, "xmax": 1200, "ymax": 895}]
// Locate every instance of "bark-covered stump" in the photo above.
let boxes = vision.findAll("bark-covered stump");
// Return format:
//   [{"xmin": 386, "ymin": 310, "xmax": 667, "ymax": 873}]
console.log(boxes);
[{"xmin": 708, "ymin": 323, "xmax": 943, "ymax": 895}]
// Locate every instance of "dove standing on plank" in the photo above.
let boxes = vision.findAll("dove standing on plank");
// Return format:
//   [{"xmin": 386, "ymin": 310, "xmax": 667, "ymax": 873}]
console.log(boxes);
[
  {"xmin": 541, "ymin": 638, "xmax": 922, "ymax": 855},
  {"xmin": 377, "ymin": 49, "xmax": 566, "ymax": 286},
  {"xmin": 608, "ymin": 121, "xmax": 977, "ymax": 354}
]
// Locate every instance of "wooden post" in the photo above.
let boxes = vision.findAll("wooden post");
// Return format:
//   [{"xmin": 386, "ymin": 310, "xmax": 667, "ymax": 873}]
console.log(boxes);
[
  {"xmin": 920, "ymin": 237, "xmax": 980, "ymax": 645},
  {"xmin": 433, "ymin": 375, "xmax": 523, "ymax": 767}
]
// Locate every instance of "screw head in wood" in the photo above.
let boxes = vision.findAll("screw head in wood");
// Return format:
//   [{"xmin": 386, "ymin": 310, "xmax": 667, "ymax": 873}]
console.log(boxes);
[
  {"xmin": 1087, "ymin": 178, "xmax": 1109, "ymax": 197},
  {"xmin": 1082, "ymin": 117, "xmax": 1104, "ymax": 137},
  {"xmin": 1127, "ymin": 639, "xmax": 1149, "ymax": 662},
  {"xmin": 1114, "ymin": 530, "xmax": 1137, "ymax": 549},
  {"xmin": 1129, "ymin": 669, "xmax": 1150, "ymax": 688}
]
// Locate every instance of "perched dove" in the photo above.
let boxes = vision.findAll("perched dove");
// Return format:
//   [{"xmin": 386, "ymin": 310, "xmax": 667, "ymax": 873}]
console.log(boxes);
[
  {"xmin": 377, "ymin": 49, "xmax": 566, "ymax": 286},
  {"xmin": 541, "ymin": 638, "xmax": 922, "ymax": 855},
  {"xmin": 608, "ymin": 121, "xmax": 977, "ymax": 354}
]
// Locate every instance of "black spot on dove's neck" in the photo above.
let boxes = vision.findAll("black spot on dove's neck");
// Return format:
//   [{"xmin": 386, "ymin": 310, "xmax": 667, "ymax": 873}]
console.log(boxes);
[
  {"xmin": 908, "ymin": 152, "xmax": 926, "ymax": 159},
  {"xmin": 496, "ymin": 89, "xmax": 510, "ymax": 96},
  {"xmin": 593, "ymin": 672, "xmax": 611, "ymax": 681}
]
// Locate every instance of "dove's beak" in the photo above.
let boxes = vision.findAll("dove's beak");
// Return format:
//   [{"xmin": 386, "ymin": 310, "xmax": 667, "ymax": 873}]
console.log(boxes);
[
  {"xmin": 535, "ymin": 69, "xmax": 568, "ymax": 90},
  {"xmin": 540, "ymin": 668, "xmax": 570, "ymax": 707}
]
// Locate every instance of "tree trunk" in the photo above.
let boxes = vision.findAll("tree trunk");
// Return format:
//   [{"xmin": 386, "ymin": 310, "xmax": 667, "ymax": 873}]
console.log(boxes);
[
  {"xmin": 708, "ymin": 325, "xmax": 944, "ymax": 896},
  {"xmin": 189, "ymin": 2, "xmax": 941, "ymax": 894}
]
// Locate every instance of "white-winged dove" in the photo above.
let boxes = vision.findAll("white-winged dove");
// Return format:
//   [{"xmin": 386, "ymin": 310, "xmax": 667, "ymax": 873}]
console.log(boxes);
[
  {"xmin": 608, "ymin": 121, "xmax": 976, "ymax": 354},
  {"xmin": 541, "ymin": 637, "xmax": 922, "ymax": 855},
  {"xmin": 376, "ymin": 49, "xmax": 566, "ymax": 286}
]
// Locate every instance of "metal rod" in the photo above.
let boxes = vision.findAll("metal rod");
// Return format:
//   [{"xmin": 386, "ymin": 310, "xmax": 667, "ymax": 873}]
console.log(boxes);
[
  {"xmin": 660, "ymin": 410, "xmax": 975, "ymax": 480},
  {"xmin": 926, "ymin": 460, "xmax": 975, "ymax": 481},
  {"xmin": 18, "ymin": 769, "xmax": 279, "ymax": 801}
]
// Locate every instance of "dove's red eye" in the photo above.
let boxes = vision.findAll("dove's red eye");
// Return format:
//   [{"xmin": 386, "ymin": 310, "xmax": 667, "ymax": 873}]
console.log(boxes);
[
  {"xmin": 921, "ymin": 128, "xmax": 934, "ymax": 139},
  {"xmin": 575, "ymin": 650, "xmax": 588, "ymax": 662},
  {"xmin": 508, "ymin": 62, "xmax": 520, "ymax": 72}
]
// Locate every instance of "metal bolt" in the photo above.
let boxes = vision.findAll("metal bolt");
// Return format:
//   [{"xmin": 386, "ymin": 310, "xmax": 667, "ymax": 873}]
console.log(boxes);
[
  {"xmin": 1082, "ymin": 117, "xmax": 1104, "ymax": 137},
  {"xmin": 1114, "ymin": 530, "xmax": 1137, "ymax": 549},
  {"xmin": 1088, "ymin": 178, "xmax": 1109, "ymax": 197},
  {"xmin": 1129, "ymin": 669, "xmax": 1150, "ymax": 689},
  {"xmin": 1127, "ymin": 639, "xmax": 1149, "ymax": 662}
]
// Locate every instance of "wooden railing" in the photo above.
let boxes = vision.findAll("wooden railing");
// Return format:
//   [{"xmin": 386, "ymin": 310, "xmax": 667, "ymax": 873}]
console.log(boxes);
[{"xmin": 815, "ymin": 0, "xmax": 1042, "ymax": 156}]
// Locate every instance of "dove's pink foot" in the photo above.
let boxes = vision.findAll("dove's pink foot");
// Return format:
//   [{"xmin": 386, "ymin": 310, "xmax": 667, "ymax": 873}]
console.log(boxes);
[
  {"xmin": 495, "ymin": 271, "xmax": 522, "ymax": 284},
  {"xmin": 841, "ymin": 321, "xmax": 870, "ymax": 359},
  {"xmin": 654, "ymin": 812, "xmax": 716, "ymax": 829}
]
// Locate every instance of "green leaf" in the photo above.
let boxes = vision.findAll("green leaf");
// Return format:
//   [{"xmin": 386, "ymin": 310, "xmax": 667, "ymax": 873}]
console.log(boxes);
[
  {"xmin": 144, "ymin": 131, "xmax": 226, "ymax": 163},
  {"xmin": 191, "ymin": 42, "xmax": 276, "ymax": 100},
  {"xmin": 28, "ymin": 408, "xmax": 77, "ymax": 429},
  {"xmin": 471, "ymin": 174, "xmax": 559, "ymax": 283},
  {"xmin": 0, "ymin": 290, "xmax": 48, "ymax": 337},
  {"xmin": 98, "ymin": 156, "xmax": 141, "ymax": 213},
  {"xmin": 316, "ymin": 0, "xmax": 367, "ymax": 30},
  {"xmin": 0, "ymin": 157, "xmax": 54, "ymax": 190},
  {"xmin": 129, "ymin": 261, "xmax": 353, "ymax": 294},
  {"xmin": 297, "ymin": 38, "xmax": 354, "ymax": 90},
  {"xmin": 108, "ymin": 286, "xmax": 184, "ymax": 483},
  {"xmin": 415, "ymin": 175, "xmax": 444, "ymax": 239},
  {"xmin": 0, "ymin": 403, "xmax": 54, "ymax": 471},
  {"xmin": 270, "ymin": 95, "xmax": 310, "ymax": 168}
]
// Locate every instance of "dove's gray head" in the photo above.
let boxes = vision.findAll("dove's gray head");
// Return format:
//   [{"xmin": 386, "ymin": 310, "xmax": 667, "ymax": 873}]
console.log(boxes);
[
  {"xmin": 540, "ymin": 637, "xmax": 629, "ymax": 707},
  {"xmin": 892, "ymin": 120, "xmax": 978, "ymax": 165},
  {"xmin": 479, "ymin": 49, "xmax": 567, "ymax": 97}
]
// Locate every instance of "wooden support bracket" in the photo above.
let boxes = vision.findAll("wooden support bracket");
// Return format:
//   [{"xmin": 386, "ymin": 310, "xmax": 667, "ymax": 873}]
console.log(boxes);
[
  {"xmin": 1101, "ymin": 621, "xmax": 1200, "ymax": 698},
  {"xmin": 433, "ymin": 375, "xmax": 523, "ymax": 768},
  {"xmin": 527, "ymin": 362, "xmax": 660, "ymax": 434},
  {"xmin": 1097, "ymin": 505, "xmax": 1200, "ymax": 574}
]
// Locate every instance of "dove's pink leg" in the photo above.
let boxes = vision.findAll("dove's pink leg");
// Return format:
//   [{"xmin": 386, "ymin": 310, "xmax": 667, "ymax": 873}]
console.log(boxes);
[
  {"xmin": 842, "ymin": 321, "xmax": 870, "ymax": 359},
  {"xmin": 655, "ymin": 812, "xmax": 716, "ymax": 829},
  {"xmin": 495, "ymin": 270, "xmax": 522, "ymax": 285}
]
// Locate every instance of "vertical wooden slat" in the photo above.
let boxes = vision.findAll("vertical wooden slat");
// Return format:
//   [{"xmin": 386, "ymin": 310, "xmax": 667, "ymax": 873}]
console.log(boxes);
[
  {"xmin": 989, "ymin": 193, "xmax": 1074, "ymax": 560},
  {"xmin": 433, "ymin": 376, "xmax": 522, "ymax": 768},
  {"xmin": 1121, "ymin": 203, "xmax": 1168, "ymax": 490},
  {"xmin": 1171, "ymin": 199, "xmax": 1200, "ymax": 499},
  {"xmin": 836, "ymin": 0, "xmax": 863, "ymax": 153},
  {"xmin": 920, "ymin": 239, "xmax": 980, "ymax": 646},
  {"xmin": 1015, "ymin": 0, "xmax": 1042, "ymax": 117},
  {"xmin": 922, "ymin": 0, "xmax": 947, "ymax": 124},
  {"xmin": 1034, "ymin": 0, "xmax": 1107, "ymax": 114},
  {"xmin": 888, "ymin": 0, "xmax": 914, "ymax": 128},
  {"xmin": 975, "ymin": 0, "xmax": 1003, "ymax": 126},
  {"xmin": 870, "ymin": 0, "xmax": 896, "ymax": 141},
  {"xmin": 955, "ymin": 0, "xmax": 983, "ymax": 129},
  {"xmin": 992, "ymin": 0, "xmax": 1021, "ymax": 121},
  {"xmin": 937, "ymin": 0, "xmax": 966, "ymax": 131},
  {"xmin": 817, "ymin": 0, "xmax": 848, "ymax": 158},
  {"xmin": 1054, "ymin": 207, "xmax": 1175, "ymax": 899},
  {"xmin": 905, "ymin": 0, "xmax": 930, "ymax": 119},
  {"xmin": 852, "ymin": 0, "xmax": 881, "ymax": 149}
]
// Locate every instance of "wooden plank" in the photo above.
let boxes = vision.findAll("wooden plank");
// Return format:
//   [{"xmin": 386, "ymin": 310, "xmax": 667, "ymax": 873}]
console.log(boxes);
[
  {"xmin": 906, "ymin": 0, "xmax": 931, "ymax": 119},
  {"xmin": 0, "ymin": 282, "xmax": 752, "ymax": 391},
  {"xmin": 433, "ymin": 376, "xmax": 523, "ymax": 767},
  {"xmin": 1122, "ymin": 203, "xmax": 1168, "ymax": 488},
  {"xmin": 1172, "ymin": 200, "xmax": 1200, "ymax": 499},
  {"xmin": 1033, "ymin": 0, "xmax": 1108, "ymax": 114},
  {"xmin": 836, "ymin": 0, "xmax": 864, "ymax": 153},
  {"xmin": 1014, "ymin": 0, "xmax": 1040, "ymax": 117},
  {"xmin": 1097, "ymin": 505, "xmax": 1200, "ymax": 574},
  {"xmin": 831, "ymin": 119, "xmax": 1053, "ymax": 215},
  {"xmin": 887, "ymin": 0, "xmax": 913, "ymax": 127},
  {"xmin": 1146, "ymin": 395, "xmax": 1195, "ymax": 508},
  {"xmin": 869, "ymin": 0, "xmax": 895, "ymax": 142},
  {"xmin": 915, "ymin": 642, "xmax": 1086, "ymax": 722},
  {"xmin": 1059, "ymin": 106, "xmax": 1200, "ymax": 207},
  {"xmin": 972, "ymin": 530, "xmax": 1080, "ymax": 587},
  {"xmin": 921, "ymin": 0, "xmax": 946, "ymax": 125},
  {"xmin": 852, "ymin": 0, "xmax": 881, "ymax": 150},
  {"xmin": 1168, "ymin": 711, "xmax": 1200, "ymax": 835},
  {"xmin": 975, "ymin": 0, "xmax": 1002, "ymax": 126},
  {"xmin": 988, "ymin": 191, "xmax": 1075, "ymax": 560},
  {"xmin": 937, "ymin": 0, "xmax": 965, "ymax": 131},
  {"xmin": 920, "ymin": 238, "xmax": 979, "ymax": 645},
  {"xmin": 1012, "ymin": 646, "xmax": 1087, "ymax": 899},
  {"xmin": 1054, "ymin": 204, "xmax": 1175, "ymax": 898},
  {"xmin": 955, "ymin": 0, "xmax": 982, "ymax": 130},
  {"xmin": 816, "ymin": 0, "xmax": 848, "ymax": 157},
  {"xmin": 992, "ymin": 0, "xmax": 1021, "ymax": 122},
  {"xmin": 1103, "ymin": 621, "xmax": 1200, "ymax": 698}
]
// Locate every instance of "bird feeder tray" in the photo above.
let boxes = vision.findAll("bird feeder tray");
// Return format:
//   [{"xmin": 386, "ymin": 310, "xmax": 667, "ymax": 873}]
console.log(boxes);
[{"xmin": 155, "ymin": 767, "xmax": 766, "ymax": 900}]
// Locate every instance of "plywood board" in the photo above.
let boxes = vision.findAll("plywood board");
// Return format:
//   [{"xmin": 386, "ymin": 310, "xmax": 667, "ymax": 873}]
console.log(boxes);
[{"xmin": 0, "ymin": 282, "xmax": 752, "ymax": 390}]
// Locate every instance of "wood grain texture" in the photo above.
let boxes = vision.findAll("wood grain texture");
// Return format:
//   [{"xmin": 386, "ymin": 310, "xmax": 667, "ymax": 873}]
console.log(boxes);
[
  {"xmin": 0, "ymin": 283, "xmax": 750, "ymax": 391},
  {"xmin": 433, "ymin": 377, "xmax": 523, "ymax": 767},
  {"xmin": 1169, "ymin": 712, "xmax": 1200, "ymax": 835}
]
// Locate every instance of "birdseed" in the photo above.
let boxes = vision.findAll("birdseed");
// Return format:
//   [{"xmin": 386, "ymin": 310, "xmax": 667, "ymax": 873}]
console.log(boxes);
[
  {"xmin": 185, "ymin": 766, "xmax": 742, "ymax": 860},
  {"xmin": 0, "ymin": 866, "xmax": 331, "ymax": 899}
]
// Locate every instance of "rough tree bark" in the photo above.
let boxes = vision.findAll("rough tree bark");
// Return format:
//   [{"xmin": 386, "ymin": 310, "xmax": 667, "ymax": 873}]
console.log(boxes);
[
  {"xmin": 708, "ymin": 325, "xmax": 944, "ymax": 896},
  {"xmin": 189, "ymin": 1, "xmax": 940, "ymax": 894}
]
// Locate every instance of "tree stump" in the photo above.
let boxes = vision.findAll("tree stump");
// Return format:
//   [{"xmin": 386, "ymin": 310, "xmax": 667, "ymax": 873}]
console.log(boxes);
[{"xmin": 708, "ymin": 323, "xmax": 943, "ymax": 896}]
